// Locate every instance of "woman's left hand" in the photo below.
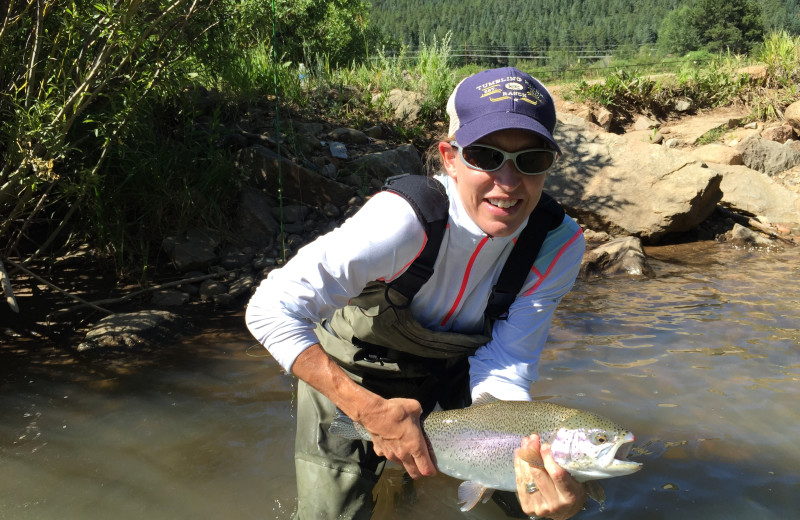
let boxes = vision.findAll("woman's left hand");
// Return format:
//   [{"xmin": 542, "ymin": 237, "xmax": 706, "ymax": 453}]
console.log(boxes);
[{"xmin": 514, "ymin": 434, "xmax": 587, "ymax": 520}]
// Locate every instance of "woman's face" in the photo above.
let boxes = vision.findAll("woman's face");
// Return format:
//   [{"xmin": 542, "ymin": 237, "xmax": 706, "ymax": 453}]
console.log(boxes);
[{"xmin": 440, "ymin": 129, "xmax": 550, "ymax": 238}]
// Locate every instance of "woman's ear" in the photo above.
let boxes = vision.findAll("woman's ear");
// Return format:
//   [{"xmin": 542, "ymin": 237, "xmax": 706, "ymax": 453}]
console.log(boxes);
[{"xmin": 439, "ymin": 141, "xmax": 458, "ymax": 178}]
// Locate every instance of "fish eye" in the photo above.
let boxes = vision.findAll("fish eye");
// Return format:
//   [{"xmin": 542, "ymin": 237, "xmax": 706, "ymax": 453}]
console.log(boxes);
[{"xmin": 591, "ymin": 433, "xmax": 608, "ymax": 445}]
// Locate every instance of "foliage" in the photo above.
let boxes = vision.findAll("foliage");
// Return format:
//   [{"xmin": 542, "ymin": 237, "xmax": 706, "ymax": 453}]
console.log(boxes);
[
  {"xmin": 684, "ymin": 0, "xmax": 764, "ymax": 54},
  {"xmin": 1, "ymin": 1, "xmax": 221, "ymax": 263},
  {"xmin": 572, "ymin": 52, "xmax": 755, "ymax": 118},
  {"xmin": 0, "ymin": 0, "xmax": 384, "ymax": 270},
  {"xmin": 657, "ymin": 6, "xmax": 701, "ymax": 55},
  {"xmin": 269, "ymin": 0, "xmax": 382, "ymax": 67},
  {"xmin": 370, "ymin": 0, "xmax": 798, "ymax": 63},
  {"xmin": 758, "ymin": 30, "xmax": 800, "ymax": 88}
]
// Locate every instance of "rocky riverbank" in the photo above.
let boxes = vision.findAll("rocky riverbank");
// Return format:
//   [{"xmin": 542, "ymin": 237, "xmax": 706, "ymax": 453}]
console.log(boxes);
[{"xmin": 3, "ymin": 87, "xmax": 799, "ymax": 351}]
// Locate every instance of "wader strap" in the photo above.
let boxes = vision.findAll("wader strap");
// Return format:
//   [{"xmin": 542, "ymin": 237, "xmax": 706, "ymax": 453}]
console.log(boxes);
[
  {"xmin": 381, "ymin": 174, "xmax": 449, "ymax": 302},
  {"xmin": 484, "ymin": 192, "xmax": 565, "ymax": 321}
]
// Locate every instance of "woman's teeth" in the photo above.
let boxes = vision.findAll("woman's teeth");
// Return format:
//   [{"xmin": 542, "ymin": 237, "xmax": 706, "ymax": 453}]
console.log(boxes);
[{"xmin": 488, "ymin": 199, "xmax": 518, "ymax": 209}]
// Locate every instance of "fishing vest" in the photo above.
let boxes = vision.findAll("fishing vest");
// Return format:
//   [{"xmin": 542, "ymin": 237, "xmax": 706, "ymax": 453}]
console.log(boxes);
[{"xmin": 316, "ymin": 174, "xmax": 566, "ymax": 380}]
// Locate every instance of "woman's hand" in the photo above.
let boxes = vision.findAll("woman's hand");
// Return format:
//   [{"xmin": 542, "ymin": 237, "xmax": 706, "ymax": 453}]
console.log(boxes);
[
  {"xmin": 358, "ymin": 397, "xmax": 437, "ymax": 479},
  {"xmin": 290, "ymin": 345, "xmax": 436, "ymax": 479},
  {"xmin": 514, "ymin": 434, "xmax": 587, "ymax": 520}
]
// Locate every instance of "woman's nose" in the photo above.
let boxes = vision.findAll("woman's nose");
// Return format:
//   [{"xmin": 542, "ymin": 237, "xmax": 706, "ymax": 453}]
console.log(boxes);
[{"xmin": 492, "ymin": 160, "xmax": 522, "ymax": 188}]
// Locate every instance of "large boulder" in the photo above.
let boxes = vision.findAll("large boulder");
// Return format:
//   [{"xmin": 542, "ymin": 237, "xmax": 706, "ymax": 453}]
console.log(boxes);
[
  {"xmin": 376, "ymin": 89, "xmax": 425, "ymax": 122},
  {"xmin": 711, "ymin": 163, "xmax": 800, "ymax": 224},
  {"xmin": 78, "ymin": 311, "xmax": 183, "ymax": 351},
  {"xmin": 236, "ymin": 145, "xmax": 356, "ymax": 207},
  {"xmin": 549, "ymin": 114, "xmax": 723, "ymax": 242},
  {"xmin": 162, "ymin": 227, "xmax": 220, "ymax": 271},
  {"xmin": 345, "ymin": 143, "xmax": 423, "ymax": 183},
  {"xmin": 736, "ymin": 134, "xmax": 800, "ymax": 177}
]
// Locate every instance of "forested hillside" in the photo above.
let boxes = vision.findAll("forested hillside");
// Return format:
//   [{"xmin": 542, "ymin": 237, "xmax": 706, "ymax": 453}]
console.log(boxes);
[{"xmin": 370, "ymin": 0, "xmax": 800, "ymax": 52}]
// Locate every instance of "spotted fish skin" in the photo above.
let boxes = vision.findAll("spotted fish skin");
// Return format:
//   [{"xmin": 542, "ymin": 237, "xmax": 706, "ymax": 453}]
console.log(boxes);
[
  {"xmin": 329, "ymin": 395, "xmax": 642, "ymax": 512},
  {"xmin": 423, "ymin": 399, "xmax": 635, "ymax": 491}
]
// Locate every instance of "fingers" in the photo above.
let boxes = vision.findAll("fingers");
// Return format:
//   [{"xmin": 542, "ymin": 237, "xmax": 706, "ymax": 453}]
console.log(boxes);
[
  {"xmin": 517, "ymin": 434, "xmax": 544, "ymax": 467},
  {"xmin": 515, "ymin": 435, "xmax": 587, "ymax": 520},
  {"xmin": 364, "ymin": 398, "xmax": 437, "ymax": 479}
]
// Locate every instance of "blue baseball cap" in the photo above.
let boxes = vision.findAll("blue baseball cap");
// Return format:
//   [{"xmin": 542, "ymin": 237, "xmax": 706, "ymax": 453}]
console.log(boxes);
[{"xmin": 446, "ymin": 67, "xmax": 560, "ymax": 153}]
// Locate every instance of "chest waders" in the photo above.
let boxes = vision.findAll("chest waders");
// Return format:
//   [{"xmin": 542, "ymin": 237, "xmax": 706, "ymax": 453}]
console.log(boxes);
[{"xmin": 294, "ymin": 174, "xmax": 566, "ymax": 519}]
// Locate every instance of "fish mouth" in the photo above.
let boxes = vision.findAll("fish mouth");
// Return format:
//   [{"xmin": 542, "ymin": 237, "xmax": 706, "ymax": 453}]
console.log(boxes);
[{"xmin": 597, "ymin": 431, "xmax": 643, "ymax": 476}]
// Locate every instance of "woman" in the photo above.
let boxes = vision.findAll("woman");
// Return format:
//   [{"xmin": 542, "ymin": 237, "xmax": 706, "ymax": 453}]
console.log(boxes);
[{"xmin": 246, "ymin": 67, "xmax": 587, "ymax": 519}]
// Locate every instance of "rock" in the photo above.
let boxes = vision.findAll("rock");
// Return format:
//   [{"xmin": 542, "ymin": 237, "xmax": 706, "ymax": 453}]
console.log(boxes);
[
  {"xmin": 328, "ymin": 128, "xmax": 369, "ymax": 145},
  {"xmin": 346, "ymin": 143, "xmax": 423, "ymax": 182},
  {"xmin": 271, "ymin": 204, "xmax": 311, "ymax": 223},
  {"xmin": 322, "ymin": 203, "xmax": 340, "ymax": 218},
  {"xmin": 377, "ymin": 89, "xmax": 425, "ymax": 122},
  {"xmin": 364, "ymin": 125, "xmax": 384, "ymax": 139},
  {"xmin": 219, "ymin": 245, "xmax": 255, "ymax": 270},
  {"xmin": 329, "ymin": 141, "xmax": 348, "ymax": 159},
  {"xmin": 583, "ymin": 229, "xmax": 613, "ymax": 243},
  {"xmin": 761, "ymin": 125, "xmax": 795, "ymax": 144},
  {"xmin": 235, "ymin": 187, "xmax": 279, "ymax": 249},
  {"xmin": 633, "ymin": 115, "xmax": 659, "ymax": 131},
  {"xmin": 728, "ymin": 223, "xmax": 775, "ymax": 248},
  {"xmin": 228, "ymin": 274, "xmax": 255, "ymax": 299},
  {"xmin": 784, "ymin": 100, "xmax": 800, "ymax": 134},
  {"xmin": 151, "ymin": 290, "xmax": 190, "ymax": 306},
  {"xmin": 236, "ymin": 145, "xmax": 357, "ymax": 208},
  {"xmin": 737, "ymin": 65, "xmax": 767, "ymax": 82},
  {"xmin": 710, "ymin": 163, "xmax": 800, "ymax": 224},
  {"xmin": 674, "ymin": 99, "xmax": 693, "ymax": 112},
  {"xmin": 692, "ymin": 144, "xmax": 743, "ymax": 165},
  {"xmin": 550, "ymin": 114, "xmax": 723, "ymax": 242},
  {"xmin": 580, "ymin": 236, "xmax": 654, "ymax": 277},
  {"xmin": 78, "ymin": 311, "xmax": 183, "ymax": 351},
  {"xmin": 594, "ymin": 107, "xmax": 613, "ymax": 131},
  {"xmin": 199, "ymin": 279, "xmax": 227, "ymax": 301},
  {"xmin": 162, "ymin": 228, "xmax": 220, "ymax": 271},
  {"xmin": 661, "ymin": 110, "xmax": 747, "ymax": 144},
  {"xmin": 736, "ymin": 134, "xmax": 800, "ymax": 176}
]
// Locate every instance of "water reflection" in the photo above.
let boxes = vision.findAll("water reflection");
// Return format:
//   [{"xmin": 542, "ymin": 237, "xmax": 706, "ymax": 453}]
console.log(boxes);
[{"xmin": 1, "ymin": 242, "xmax": 798, "ymax": 519}]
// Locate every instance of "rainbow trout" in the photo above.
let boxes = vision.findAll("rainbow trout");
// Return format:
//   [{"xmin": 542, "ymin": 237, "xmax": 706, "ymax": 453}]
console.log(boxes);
[{"xmin": 329, "ymin": 394, "xmax": 642, "ymax": 511}]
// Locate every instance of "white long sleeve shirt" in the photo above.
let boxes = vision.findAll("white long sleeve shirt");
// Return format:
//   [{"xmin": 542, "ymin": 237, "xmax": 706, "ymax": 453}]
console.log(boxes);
[{"xmin": 245, "ymin": 174, "xmax": 585, "ymax": 401}]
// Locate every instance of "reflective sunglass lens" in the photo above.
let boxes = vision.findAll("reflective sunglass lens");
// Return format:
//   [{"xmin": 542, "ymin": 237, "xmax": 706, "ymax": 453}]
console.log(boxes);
[
  {"xmin": 462, "ymin": 146, "xmax": 503, "ymax": 170},
  {"xmin": 517, "ymin": 151, "xmax": 554, "ymax": 173}
]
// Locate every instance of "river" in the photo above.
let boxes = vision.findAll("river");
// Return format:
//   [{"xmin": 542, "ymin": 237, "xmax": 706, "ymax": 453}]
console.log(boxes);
[{"xmin": 1, "ymin": 241, "xmax": 798, "ymax": 519}]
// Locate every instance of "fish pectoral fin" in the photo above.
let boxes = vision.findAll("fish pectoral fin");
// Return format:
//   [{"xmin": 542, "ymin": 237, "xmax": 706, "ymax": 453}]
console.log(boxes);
[
  {"xmin": 457, "ymin": 481, "xmax": 494, "ymax": 511},
  {"xmin": 584, "ymin": 481, "xmax": 606, "ymax": 505}
]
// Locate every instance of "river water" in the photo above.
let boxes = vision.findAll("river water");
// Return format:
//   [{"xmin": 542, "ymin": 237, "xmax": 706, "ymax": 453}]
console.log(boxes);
[{"xmin": 1, "ymin": 241, "xmax": 798, "ymax": 519}]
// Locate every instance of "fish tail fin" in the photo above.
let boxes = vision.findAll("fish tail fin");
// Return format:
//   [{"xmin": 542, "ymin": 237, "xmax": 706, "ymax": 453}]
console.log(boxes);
[
  {"xmin": 329, "ymin": 410, "xmax": 371, "ymax": 440},
  {"xmin": 457, "ymin": 481, "xmax": 494, "ymax": 512}
]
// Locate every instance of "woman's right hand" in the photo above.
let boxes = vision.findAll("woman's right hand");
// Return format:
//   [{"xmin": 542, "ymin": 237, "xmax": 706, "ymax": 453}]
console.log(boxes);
[
  {"xmin": 291, "ymin": 345, "xmax": 436, "ymax": 479},
  {"xmin": 358, "ymin": 397, "xmax": 437, "ymax": 479}
]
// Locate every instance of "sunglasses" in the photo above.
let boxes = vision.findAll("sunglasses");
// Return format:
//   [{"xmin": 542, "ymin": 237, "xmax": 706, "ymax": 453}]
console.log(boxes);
[{"xmin": 450, "ymin": 142, "xmax": 559, "ymax": 175}]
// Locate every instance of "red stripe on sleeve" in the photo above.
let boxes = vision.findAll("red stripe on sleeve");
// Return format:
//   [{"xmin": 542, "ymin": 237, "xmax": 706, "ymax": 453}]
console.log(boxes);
[{"xmin": 523, "ymin": 229, "xmax": 583, "ymax": 296}]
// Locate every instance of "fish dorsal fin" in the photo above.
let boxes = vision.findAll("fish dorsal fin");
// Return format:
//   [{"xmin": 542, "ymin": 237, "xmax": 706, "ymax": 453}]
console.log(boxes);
[
  {"xmin": 457, "ymin": 481, "xmax": 494, "ymax": 512},
  {"xmin": 471, "ymin": 393, "xmax": 500, "ymax": 406}
]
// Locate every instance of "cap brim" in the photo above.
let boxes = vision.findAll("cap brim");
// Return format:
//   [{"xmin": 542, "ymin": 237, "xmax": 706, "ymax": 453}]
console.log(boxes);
[{"xmin": 454, "ymin": 111, "xmax": 561, "ymax": 154}]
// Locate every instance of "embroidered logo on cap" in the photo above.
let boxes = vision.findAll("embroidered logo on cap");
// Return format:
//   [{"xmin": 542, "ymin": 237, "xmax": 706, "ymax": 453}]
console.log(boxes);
[{"xmin": 475, "ymin": 77, "xmax": 544, "ymax": 105}]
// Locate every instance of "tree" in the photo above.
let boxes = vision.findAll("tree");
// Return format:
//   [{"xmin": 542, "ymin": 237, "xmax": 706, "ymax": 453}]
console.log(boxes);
[
  {"xmin": 686, "ymin": 0, "xmax": 764, "ymax": 53},
  {"xmin": 272, "ymin": 0, "xmax": 377, "ymax": 66},
  {"xmin": 658, "ymin": 6, "xmax": 702, "ymax": 54}
]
